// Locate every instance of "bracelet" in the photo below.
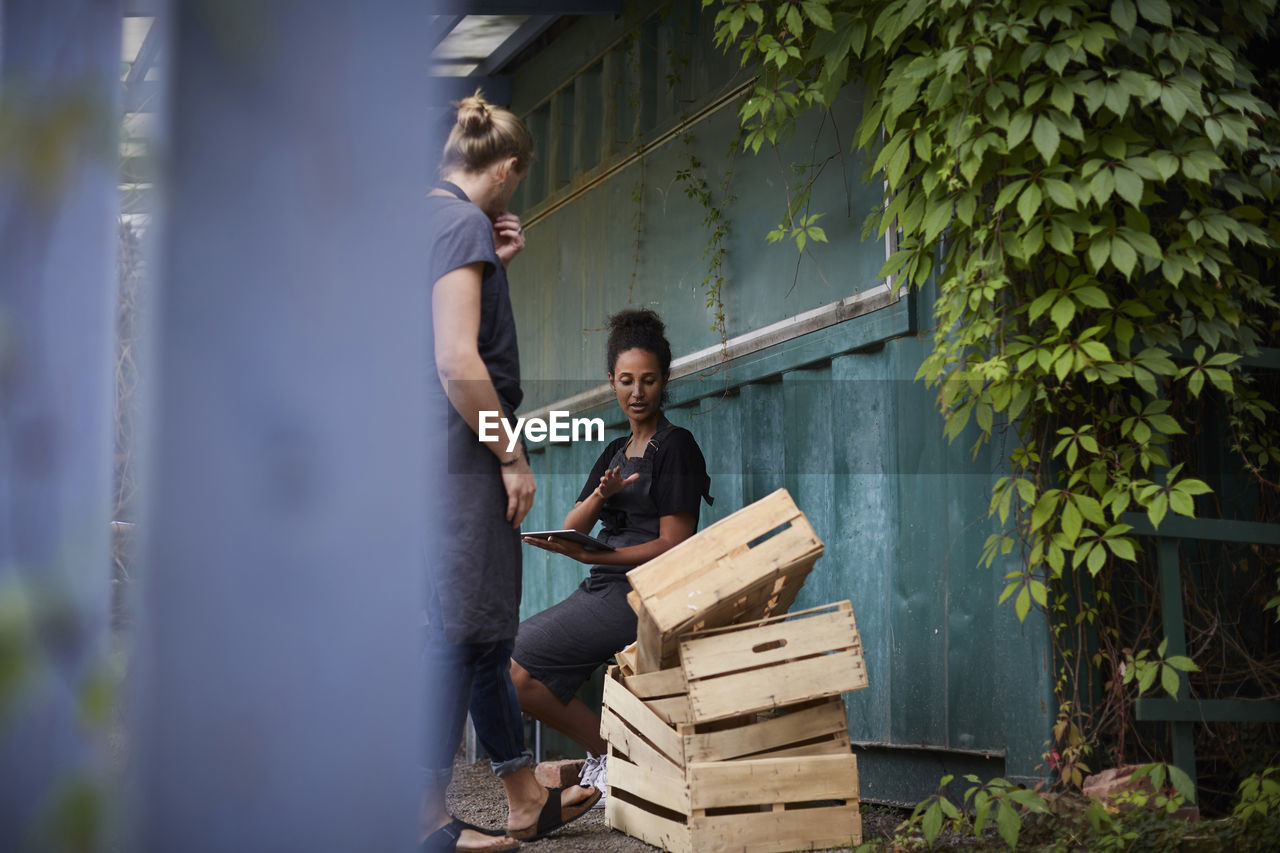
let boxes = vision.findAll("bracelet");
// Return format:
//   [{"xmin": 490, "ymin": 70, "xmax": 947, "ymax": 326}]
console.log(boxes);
[{"xmin": 499, "ymin": 455, "xmax": 521, "ymax": 467}]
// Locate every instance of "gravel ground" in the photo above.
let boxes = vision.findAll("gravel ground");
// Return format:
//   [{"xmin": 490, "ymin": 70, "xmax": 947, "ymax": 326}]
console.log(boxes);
[{"xmin": 445, "ymin": 755, "xmax": 906, "ymax": 852}]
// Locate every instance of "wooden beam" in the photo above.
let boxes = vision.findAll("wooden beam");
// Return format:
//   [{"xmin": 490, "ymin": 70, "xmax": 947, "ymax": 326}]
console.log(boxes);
[
  {"xmin": 1136, "ymin": 698, "xmax": 1280, "ymax": 724},
  {"xmin": 1122, "ymin": 513, "xmax": 1280, "ymax": 545}
]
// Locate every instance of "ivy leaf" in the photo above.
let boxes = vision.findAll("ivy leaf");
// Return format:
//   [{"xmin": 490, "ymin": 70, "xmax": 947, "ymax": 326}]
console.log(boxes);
[
  {"xmin": 1114, "ymin": 168, "xmax": 1144, "ymax": 206},
  {"xmin": 1112, "ymin": 0, "xmax": 1138, "ymax": 32},
  {"xmin": 1137, "ymin": 0, "xmax": 1173, "ymax": 27},
  {"xmin": 1051, "ymin": 296, "xmax": 1076, "ymax": 330},
  {"xmin": 1109, "ymin": 536, "xmax": 1137, "ymax": 561},
  {"xmin": 801, "ymin": 1, "xmax": 834, "ymax": 30},
  {"xmin": 1111, "ymin": 238, "xmax": 1138, "ymax": 278},
  {"xmin": 1062, "ymin": 501, "xmax": 1083, "ymax": 543},
  {"xmin": 922, "ymin": 801, "xmax": 942, "ymax": 844},
  {"xmin": 1091, "ymin": 167, "xmax": 1116, "ymax": 204},
  {"xmin": 1017, "ymin": 183, "xmax": 1043, "ymax": 225},
  {"xmin": 1008, "ymin": 110, "xmax": 1033, "ymax": 149},
  {"xmin": 1148, "ymin": 492, "xmax": 1169, "ymax": 528},
  {"xmin": 996, "ymin": 801, "xmax": 1021, "ymax": 848},
  {"xmin": 1044, "ymin": 179, "xmax": 1077, "ymax": 209},
  {"xmin": 1161, "ymin": 664, "xmax": 1181, "ymax": 697},
  {"xmin": 1033, "ymin": 114, "xmax": 1061, "ymax": 162}
]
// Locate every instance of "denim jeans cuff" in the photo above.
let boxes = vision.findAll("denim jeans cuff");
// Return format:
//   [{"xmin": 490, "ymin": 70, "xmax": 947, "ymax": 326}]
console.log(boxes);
[{"xmin": 490, "ymin": 749, "xmax": 534, "ymax": 778}]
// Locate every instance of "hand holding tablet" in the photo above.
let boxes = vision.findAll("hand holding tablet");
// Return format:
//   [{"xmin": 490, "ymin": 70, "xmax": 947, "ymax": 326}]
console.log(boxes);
[{"xmin": 521, "ymin": 529, "xmax": 614, "ymax": 552}]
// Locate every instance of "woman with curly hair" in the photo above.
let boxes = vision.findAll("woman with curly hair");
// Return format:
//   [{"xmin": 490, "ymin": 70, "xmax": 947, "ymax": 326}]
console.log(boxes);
[{"xmin": 513, "ymin": 308, "xmax": 713, "ymax": 801}]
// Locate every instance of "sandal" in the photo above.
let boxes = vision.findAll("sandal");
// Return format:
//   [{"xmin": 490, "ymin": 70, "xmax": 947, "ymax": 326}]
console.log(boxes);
[
  {"xmin": 508, "ymin": 785, "xmax": 602, "ymax": 841},
  {"xmin": 421, "ymin": 817, "xmax": 520, "ymax": 853}
]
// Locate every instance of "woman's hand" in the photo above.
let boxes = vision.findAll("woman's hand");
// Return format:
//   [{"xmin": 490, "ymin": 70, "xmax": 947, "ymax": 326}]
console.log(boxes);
[
  {"xmin": 500, "ymin": 454, "xmax": 536, "ymax": 527},
  {"xmin": 522, "ymin": 534, "xmax": 592, "ymax": 564},
  {"xmin": 594, "ymin": 466, "xmax": 640, "ymax": 501},
  {"xmin": 493, "ymin": 212, "xmax": 525, "ymax": 266}
]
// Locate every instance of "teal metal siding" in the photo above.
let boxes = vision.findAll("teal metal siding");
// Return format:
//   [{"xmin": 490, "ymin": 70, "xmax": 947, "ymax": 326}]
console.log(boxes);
[{"xmin": 504, "ymin": 1, "xmax": 1053, "ymax": 803}]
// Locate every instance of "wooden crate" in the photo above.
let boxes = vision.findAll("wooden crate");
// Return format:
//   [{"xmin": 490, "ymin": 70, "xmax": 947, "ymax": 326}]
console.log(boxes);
[
  {"xmin": 679, "ymin": 601, "xmax": 868, "ymax": 724},
  {"xmin": 601, "ymin": 665, "xmax": 853, "ymax": 767},
  {"xmin": 626, "ymin": 489, "xmax": 823, "ymax": 672},
  {"xmin": 602, "ymin": 665, "xmax": 862, "ymax": 853},
  {"xmin": 606, "ymin": 751, "xmax": 862, "ymax": 853}
]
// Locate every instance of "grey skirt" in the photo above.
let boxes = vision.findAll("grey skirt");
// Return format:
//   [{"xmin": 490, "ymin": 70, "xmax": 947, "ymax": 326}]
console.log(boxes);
[{"xmin": 511, "ymin": 570, "xmax": 636, "ymax": 704}]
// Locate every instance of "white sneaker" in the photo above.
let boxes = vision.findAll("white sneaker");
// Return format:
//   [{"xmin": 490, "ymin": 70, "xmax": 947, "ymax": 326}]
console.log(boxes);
[{"xmin": 579, "ymin": 752, "xmax": 607, "ymax": 808}]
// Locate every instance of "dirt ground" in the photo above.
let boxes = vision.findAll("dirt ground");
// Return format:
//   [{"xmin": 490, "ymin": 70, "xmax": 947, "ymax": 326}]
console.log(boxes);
[{"xmin": 445, "ymin": 755, "xmax": 905, "ymax": 852}]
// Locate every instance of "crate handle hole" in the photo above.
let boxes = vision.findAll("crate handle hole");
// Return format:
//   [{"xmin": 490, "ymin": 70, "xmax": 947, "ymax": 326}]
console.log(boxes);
[
  {"xmin": 753, "ymin": 639, "xmax": 787, "ymax": 654},
  {"xmin": 746, "ymin": 520, "xmax": 792, "ymax": 549}
]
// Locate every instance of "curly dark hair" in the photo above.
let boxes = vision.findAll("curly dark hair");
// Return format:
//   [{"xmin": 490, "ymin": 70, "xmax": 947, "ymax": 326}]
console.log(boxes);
[{"xmin": 605, "ymin": 308, "xmax": 672, "ymax": 378}]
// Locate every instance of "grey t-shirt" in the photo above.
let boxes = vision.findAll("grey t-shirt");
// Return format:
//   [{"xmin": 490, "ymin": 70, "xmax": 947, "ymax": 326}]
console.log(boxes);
[{"xmin": 423, "ymin": 190, "xmax": 524, "ymax": 643}]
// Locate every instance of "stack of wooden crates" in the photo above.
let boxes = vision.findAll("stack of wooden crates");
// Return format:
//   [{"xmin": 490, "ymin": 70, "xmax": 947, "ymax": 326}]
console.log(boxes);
[{"xmin": 603, "ymin": 489, "xmax": 869, "ymax": 853}]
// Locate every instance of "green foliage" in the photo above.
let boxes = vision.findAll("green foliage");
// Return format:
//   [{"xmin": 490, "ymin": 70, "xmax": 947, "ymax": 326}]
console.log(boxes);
[
  {"xmin": 674, "ymin": 133, "xmax": 738, "ymax": 345},
  {"xmin": 707, "ymin": 0, "xmax": 1280, "ymax": 786}
]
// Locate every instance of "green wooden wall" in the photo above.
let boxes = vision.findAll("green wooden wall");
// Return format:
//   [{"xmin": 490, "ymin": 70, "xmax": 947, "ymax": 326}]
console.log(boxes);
[{"xmin": 504, "ymin": 1, "xmax": 1053, "ymax": 803}]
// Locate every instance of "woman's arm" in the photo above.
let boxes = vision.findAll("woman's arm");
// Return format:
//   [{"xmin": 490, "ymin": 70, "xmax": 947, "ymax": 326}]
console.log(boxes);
[
  {"xmin": 523, "ymin": 511, "xmax": 695, "ymax": 565},
  {"xmin": 433, "ymin": 262, "xmax": 535, "ymax": 525},
  {"xmin": 562, "ymin": 465, "xmax": 639, "ymax": 532}
]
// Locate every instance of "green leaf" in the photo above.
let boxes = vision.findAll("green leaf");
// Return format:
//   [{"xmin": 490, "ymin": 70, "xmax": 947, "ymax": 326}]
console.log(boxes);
[
  {"xmin": 1137, "ymin": 0, "xmax": 1173, "ymax": 27},
  {"xmin": 1090, "ymin": 167, "xmax": 1115, "ymax": 204},
  {"xmin": 1033, "ymin": 114, "xmax": 1061, "ymax": 162},
  {"xmin": 1148, "ymin": 492, "xmax": 1169, "ymax": 528},
  {"xmin": 801, "ymin": 0, "xmax": 834, "ymax": 30},
  {"xmin": 1016, "ymin": 583, "xmax": 1031, "ymax": 621},
  {"xmin": 1017, "ymin": 183, "xmax": 1043, "ymax": 226},
  {"xmin": 922, "ymin": 800, "xmax": 943, "ymax": 844},
  {"xmin": 1111, "ymin": 238, "xmax": 1137, "ymax": 278},
  {"xmin": 1177, "ymin": 478, "xmax": 1212, "ymax": 495},
  {"xmin": 1062, "ymin": 501, "xmax": 1083, "ymax": 542},
  {"xmin": 1051, "ymin": 296, "xmax": 1076, "ymax": 330},
  {"xmin": 1113, "ymin": 168, "xmax": 1144, "ymax": 207},
  {"xmin": 1112, "ymin": 0, "xmax": 1138, "ymax": 32},
  {"xmin": 1008, "ymin": 110, "xmax": 1033, "ymax": 149},
  {"xmin": 1161, "ymin": 663, "xmax": 1181, "ymax": 697},
  {"xmin": 1109, "ymin": 536, "xmax": 1137, "ymax": 561},
  {"xmin": 1169, "ymin": 490, "xmax": 1195, "ymax": 517},
  {"xmin": 1044, "ymin": 179, "xmax": 1077, "ymax": 209},
  {"xmin": 922, "ymin": 201, "xmax": 953, "ymax": 242},
  {"xmin": 996, "ymin": 800, "xmax": 1021, "ymax": 848},
  {"xmin": 1168, "ymin": 765, "xmax": 1197, "ymax": 803}
]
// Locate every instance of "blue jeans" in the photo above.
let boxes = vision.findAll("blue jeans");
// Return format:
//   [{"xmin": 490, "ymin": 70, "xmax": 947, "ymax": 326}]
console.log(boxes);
[{"xmin": 421, "ymin": 632, "xmax": 533, "ymax": 787}]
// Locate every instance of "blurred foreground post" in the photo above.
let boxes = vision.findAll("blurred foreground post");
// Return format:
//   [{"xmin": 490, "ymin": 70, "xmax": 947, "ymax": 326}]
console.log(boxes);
[
  {"xmin": 0, "ymin": 0, "xmax": 121, "ymax": 845},
  {"xmin": 132, "ymin": 2, "xmax": 431, "ymax": 850}
]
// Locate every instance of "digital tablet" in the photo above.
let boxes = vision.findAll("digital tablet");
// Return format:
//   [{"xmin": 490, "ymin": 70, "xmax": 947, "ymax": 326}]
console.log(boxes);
[{"xmin": 521, "ymin": 529, "xmax": 615, "ymax": 552}]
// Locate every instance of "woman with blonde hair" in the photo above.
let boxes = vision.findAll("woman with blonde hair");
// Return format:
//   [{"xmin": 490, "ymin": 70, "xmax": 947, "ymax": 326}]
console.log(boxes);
[{"xmin": 421, "ymin": 92, "xmax": 599, "ymax": 853}]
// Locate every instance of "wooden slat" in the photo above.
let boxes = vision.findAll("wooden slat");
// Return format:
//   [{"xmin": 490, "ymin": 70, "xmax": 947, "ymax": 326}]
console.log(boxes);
[
  {"xmin": 615, "ymin": 642, "xmax": 637, "ymax": 676},
  {"xmin": 635, "ymin": 603, "xmax": 666, "ymax": 674},
  {"xmin": 640, "ymin": 523, "xmax": 823, "ymax": 632},
  {"xmin": 648, "ymin": 559, "xmax": 820, "ymax": 667},
  {"xmin": 647, "ymin": 695, "xmax": 692, "ymax": 725},
  {"xmin": 747, "ymin": 732, "xmax": 851, "ymax": 760},
  {"xmin": 602, "ymin": 708, "xmax": 684, "ymax": 778},
  {"xmin": 623, "ymin": 665, "xmax": 687, "ymax": 699},
  {"xmin": 609, "ymin": 754, "xmax": 691, "ymax": 815},
  {"xmin": 679, "ymin": 604, "xmax": 858, "ymax": 680},
  {"xmin": 628, "ymin": 490, "xmax": 802, "ymax": 599},
  {"xmin": 682, "ymin": 698, "xmax": 848, "ymax": 763},
  {"xmin": 602, "ymin": 670, "xmax": 684, "ymax": 764},
  {"xmin": 687, "ymin": 753, "xmax": 859, "ymax": 810},
  {"xmin": 689, "ymin": 803, "xmax": 862, "ymax": 853},
  {"xmin": 687, "ymin": 648, "xmax": 868, "ymax": 723},
  {"xmin": 606, "ymin": 795, "xmax": 691, "ymax": 853}
]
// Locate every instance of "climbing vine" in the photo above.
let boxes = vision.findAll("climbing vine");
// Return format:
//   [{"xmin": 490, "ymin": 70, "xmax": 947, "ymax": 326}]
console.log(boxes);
[{"xmin": 706, "ymin": 0, "xmax": 1280, "ymax": 802}]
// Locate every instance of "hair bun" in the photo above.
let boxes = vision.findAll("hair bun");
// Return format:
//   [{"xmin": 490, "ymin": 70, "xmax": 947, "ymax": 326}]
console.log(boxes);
[
  {"xmin": 455, "ymin": 92, "xmax": 494, "ymax": 136},
  {"xmin": 607, "ymin": 307, "xmax": 665, "ymax": 338}
]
